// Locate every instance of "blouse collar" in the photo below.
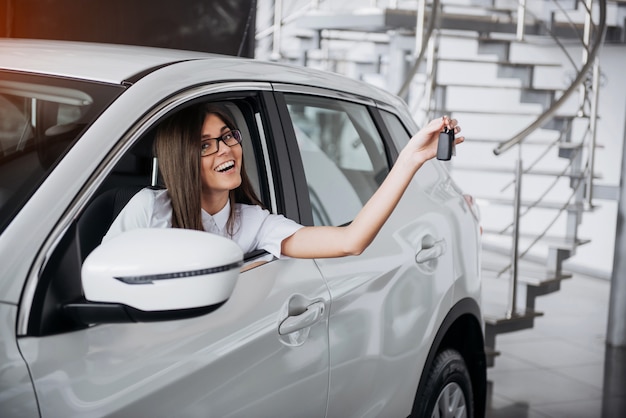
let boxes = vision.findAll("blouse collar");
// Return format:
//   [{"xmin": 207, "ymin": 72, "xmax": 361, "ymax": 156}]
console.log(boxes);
[{"xmin": 202, "ymin": 199, "xmax": 231, "ymax": 232}]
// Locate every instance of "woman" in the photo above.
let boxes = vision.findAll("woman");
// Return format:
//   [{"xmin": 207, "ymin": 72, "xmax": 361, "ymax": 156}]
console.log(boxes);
[{"xmin": 103, "ymin": 103, "xmax": 463, "ymax": 261}]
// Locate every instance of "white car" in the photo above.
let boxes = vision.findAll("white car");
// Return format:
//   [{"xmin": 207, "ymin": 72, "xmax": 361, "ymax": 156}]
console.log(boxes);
[{"xmin": 0, "ymin": 39, "xmax": 485, "ymax": 418}]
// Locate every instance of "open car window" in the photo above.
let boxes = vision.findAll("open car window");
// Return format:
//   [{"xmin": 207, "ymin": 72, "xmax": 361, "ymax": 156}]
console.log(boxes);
[{"xmin": 29, "ymin": 94, "xmax": 278, "ymax": 337}]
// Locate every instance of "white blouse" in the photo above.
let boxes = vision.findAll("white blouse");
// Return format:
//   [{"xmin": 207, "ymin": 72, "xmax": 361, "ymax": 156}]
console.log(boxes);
[{"xmin": 102, "ymin": 188, "xmax": 303, "ymax": 258}]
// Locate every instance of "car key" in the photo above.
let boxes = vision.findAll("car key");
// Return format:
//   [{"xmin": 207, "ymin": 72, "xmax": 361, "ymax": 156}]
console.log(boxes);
[{"xmin": 436, "ymin": 127, "xmax": 455, "ymax": 161}]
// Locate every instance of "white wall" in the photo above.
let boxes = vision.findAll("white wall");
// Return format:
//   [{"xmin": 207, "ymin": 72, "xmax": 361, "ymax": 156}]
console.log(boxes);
[{"xmin": 563, "ymin": 44, "xmax": 626, "ymax": 279}]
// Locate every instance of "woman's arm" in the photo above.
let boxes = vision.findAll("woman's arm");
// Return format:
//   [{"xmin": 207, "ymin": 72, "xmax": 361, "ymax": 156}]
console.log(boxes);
[{"xmin": 280, "ymin": 115, "xmax": 464, "ymax": 259}]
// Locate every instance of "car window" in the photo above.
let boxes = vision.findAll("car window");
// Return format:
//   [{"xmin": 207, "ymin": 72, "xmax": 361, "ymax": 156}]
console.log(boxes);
[
  {"xmin": 0, "ymin": 73, "xmax": 124, "ymax": 234},
  {"xmin": 379, "ymin": 109, "xmax": 412, "ymax": 147},
  {"xmin": 284, "ymin": 94, "xmax": 390, "ymax": 226}
]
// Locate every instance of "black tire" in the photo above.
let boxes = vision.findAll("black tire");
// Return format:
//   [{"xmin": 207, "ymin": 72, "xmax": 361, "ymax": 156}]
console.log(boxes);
[{"xmin": 411, "ymin": 348, "xmax": 474, "ymax": 418}]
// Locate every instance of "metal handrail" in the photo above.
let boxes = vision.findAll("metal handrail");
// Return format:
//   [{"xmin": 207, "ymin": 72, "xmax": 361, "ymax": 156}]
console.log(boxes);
[
  {"xmin": 492, "ymin": 0, "xmax": 607, "ymax": 156},
  {"xmin": 397, "ymin": 0, "xmax": 441, "ymax": 100}
]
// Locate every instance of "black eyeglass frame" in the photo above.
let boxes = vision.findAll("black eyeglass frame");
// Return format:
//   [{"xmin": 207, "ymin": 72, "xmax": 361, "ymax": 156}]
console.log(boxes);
[{"xmin": 200, "ymin": 130, "xmax": 242, "ymax": 157}]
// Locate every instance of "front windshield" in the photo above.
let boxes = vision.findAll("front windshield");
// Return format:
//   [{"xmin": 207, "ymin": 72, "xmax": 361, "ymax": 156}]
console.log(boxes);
[{"xmin": 0, "ymin": 71, "xmax": 124, "ymax": 234}]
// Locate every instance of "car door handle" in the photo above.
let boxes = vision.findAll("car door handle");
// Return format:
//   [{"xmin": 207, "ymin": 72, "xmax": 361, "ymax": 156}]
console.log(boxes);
[
  {"xmin": 278, "ymin": 301, "xmax": 325, "ymax": 335},
  {"xmin": 415, "ymin": 239, "xmax": 446, "ymax": 264}
]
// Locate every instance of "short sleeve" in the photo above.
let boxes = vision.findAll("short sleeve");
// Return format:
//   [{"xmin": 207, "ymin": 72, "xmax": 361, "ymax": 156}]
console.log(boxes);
[{"xmin": 238, "ymin": 205, "xmax": 303, "ymax": 258}]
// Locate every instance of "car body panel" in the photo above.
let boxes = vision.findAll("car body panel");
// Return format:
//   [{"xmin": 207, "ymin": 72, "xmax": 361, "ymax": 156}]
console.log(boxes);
[
  {"xmin": 18, "ymin": 259, "xmax": 331, "ymax": 417},
  {"xmin": 0, "ymin": 304, "xmax": 39, "ymax": 416},
  {"xmin": 318, "ymin": 170, "xmax": 465, "ymax": 418}
]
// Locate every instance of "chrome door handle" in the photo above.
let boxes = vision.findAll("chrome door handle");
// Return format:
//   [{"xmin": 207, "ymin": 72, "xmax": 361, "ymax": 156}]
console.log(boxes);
[
  {"xmin": 415, "ymin": 239, "xmax": 446, "ymax": 264},
  {"xmin": 278, "ymin": 301, "xmax": 325, "ymax": 335}
]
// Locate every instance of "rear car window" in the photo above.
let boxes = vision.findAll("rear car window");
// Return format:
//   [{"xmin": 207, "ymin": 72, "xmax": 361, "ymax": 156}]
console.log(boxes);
[{"xmin": 0, "ymin": 72, "xmax": 124, "ymax": 234}]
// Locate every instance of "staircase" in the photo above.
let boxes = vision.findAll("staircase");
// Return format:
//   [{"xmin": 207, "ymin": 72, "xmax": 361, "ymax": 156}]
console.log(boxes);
[{"xmin": 255, "ymin": 0, "xmax": 625, "ymax": 366}]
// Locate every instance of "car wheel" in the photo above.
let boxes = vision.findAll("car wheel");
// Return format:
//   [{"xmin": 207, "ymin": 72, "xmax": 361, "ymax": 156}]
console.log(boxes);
[{"xmin": 411, "ymin": 348, "xmax": 474, "ymax": 418}]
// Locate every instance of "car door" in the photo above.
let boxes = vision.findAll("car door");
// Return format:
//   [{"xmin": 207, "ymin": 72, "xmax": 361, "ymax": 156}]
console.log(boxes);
[
  {"xmin": 16, "ymin": 88, "xmax": 331, "ymax": 417},
  {"xmin": 275, "ymin": 87, "xmax": 459, "ymax": 418}
]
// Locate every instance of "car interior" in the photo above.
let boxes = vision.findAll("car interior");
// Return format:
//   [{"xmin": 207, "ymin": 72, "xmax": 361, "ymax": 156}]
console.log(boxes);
[{"xmin": 28, "ymin": 97, "xmax": 270, "ymax": 337}]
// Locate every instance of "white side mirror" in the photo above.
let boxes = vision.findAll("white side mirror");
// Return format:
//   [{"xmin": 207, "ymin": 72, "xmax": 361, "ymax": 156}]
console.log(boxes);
[{"xmin": 66, "ymin": 228, "xmax": 243, "ymax": 324}]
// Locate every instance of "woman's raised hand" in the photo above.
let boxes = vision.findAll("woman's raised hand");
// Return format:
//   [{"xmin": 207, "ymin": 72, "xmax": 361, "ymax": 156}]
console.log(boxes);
[{"xmin": 400, "ymin": 115, "xmax": 464, "ymax": 168}]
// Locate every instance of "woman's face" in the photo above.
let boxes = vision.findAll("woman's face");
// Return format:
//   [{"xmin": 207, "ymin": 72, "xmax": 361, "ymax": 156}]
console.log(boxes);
[{"xmin": 199, "ymin": 113, "xmax": 243, "ymax": 201}]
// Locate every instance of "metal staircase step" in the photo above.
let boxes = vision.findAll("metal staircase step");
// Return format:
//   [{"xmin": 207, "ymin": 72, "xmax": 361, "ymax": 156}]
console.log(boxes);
[
  {"xmin": 452, "ymin": 165, "xmax": 601, "ymax": 179},
  {"xmin": 443, "ymin": 108, "xmax": 580, "ymax": 117},
  {"xmin": 452, "ymin": 136, "xmax": 560, "ymax": 145},
  {"xmin": 296, "ymin": 7, "xmax": 541, "ymax": 36},
  {"xmin": 474, "ymin": 196, "xmax": 587, "ymax": 211},
  {"xmin": 482, "ymin": 304, "xmax": 543, "ymax": 367},
  {"xmin": 438, "ymin": 28, "xmax": 575, "ymax": 46},
  {"xmin": 482, "ymin": 262, "xmax": 573, "ymax": 288},
  {"xmin": 483, "ymin": 304, "xmax": 544, "ymax": 331},
  {"xmin": 481, "ymin": 230, "xmax": 592, "ymax": 251},
  {"xmin": 296, "ymin": 8, "xmax": 418, "ymax": 33},
  {"xmin": 436, "ymin": 81, "xmax": 564, "ymax": 94},
  {"xmin": 437, "ymin": 56, "xmax": 561, "ymax": 67},
  {"xmin": 481, "ymin": 245, "xmax": 574, "ymax": 312}
]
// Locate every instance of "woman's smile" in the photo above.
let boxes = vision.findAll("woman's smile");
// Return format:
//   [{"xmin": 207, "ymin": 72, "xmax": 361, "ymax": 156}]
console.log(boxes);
[{"xmin": 215, "ymin": 160, "xmax": 236, "ymax": 173}]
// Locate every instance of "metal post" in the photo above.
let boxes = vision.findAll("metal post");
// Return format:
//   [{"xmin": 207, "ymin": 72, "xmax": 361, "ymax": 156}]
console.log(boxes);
[
  {"xmin": 586, "ymin": 57, "xmax": 600, "ymax": 206},
  {"xmin": 423, "ymin": 35, "xmax": 437, "ymax": 121},
  {"xmin": 271, "ymin": 0, "xmax": 283, "ymax": 61},
  {"xmin": 415, "ymin": 0, "xmax": 426, "ymax": 58},
  {"xmin": 607, "ymin": 106, "xmax": 626, "ymax": 348},
  {"xmin": 507, "ymin": 159, "xmax": 523, "ymax": 318},
  {"xmin": 578, "ymin": 0, "xmax": 594, "ymax": 112},
  {"xmin": 516, "ymin": 0, "xmax": 527, "ymax": 41}
]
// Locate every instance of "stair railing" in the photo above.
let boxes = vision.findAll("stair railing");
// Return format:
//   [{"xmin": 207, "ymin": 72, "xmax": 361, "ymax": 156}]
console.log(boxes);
[
  {"xmin": 397, "ymin": 0, "xmax": 441, "ymax": 101},
  {"xmin": 491, "ymin": 0, "xmax": 607, "ymax": 309},
  {"xmin": 493, "ymin": 0, "xmax": 607, "ymax": 156}
]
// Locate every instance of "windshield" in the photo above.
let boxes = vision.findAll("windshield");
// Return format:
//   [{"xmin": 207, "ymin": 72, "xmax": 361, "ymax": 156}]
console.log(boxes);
[{"xmin": 0, "ymin": 71, "xmax": 124, "ymax": 234}]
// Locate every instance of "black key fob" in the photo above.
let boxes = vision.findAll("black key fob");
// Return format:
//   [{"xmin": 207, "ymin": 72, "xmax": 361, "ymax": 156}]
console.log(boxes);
[{"xmin": 436, "ymin": 127, "xmax": 455, "ymax": 161}]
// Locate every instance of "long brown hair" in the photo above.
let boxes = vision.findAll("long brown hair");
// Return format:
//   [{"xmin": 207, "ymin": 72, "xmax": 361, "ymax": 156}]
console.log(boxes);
[{"xmin": 154, "ymin": 103, "xmax": 263, "ymax": 235}]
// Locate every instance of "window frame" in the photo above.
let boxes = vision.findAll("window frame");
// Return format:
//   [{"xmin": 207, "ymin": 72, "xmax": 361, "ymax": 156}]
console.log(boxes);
[{"xmin": 271, "ymin": 86, "xmax": 402, "ymax": 228}]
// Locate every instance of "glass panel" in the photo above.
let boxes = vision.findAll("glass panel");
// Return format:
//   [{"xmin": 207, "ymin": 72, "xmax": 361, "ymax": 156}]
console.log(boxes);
[
  {"xmin": 380, "ymin": 109, "xmax": 412, "ymax": 145},
  {"xmin": 285, "ymin": 94, "xmax": 389, "ymax": 226},
  {"xmin": 0, "ymin": 72, "xmax": 123, "ymax": 234}
]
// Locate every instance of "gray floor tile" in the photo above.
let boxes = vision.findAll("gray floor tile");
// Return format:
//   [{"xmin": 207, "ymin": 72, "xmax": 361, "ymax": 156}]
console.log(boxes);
[{"xmin": 485, "ymin": 270, "xmax": 626, "ymax": 418}]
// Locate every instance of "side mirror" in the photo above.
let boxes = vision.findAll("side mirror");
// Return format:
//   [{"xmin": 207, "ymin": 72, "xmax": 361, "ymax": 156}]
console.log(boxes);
[{"xmin": 64, "ymin": 228, "xmax": 243, "ymax": 324}]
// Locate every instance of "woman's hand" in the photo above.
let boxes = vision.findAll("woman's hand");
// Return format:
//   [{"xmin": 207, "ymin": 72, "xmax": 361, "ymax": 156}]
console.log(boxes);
[{"xmin": 399, "ymin": 115, "xmax": 464, "ymax": 169}]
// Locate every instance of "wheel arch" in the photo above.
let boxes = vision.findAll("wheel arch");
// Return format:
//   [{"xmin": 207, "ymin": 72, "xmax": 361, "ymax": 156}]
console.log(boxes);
[{"xmin": 413, "ymin": 297, "xmax": 487, "ymax": 417}]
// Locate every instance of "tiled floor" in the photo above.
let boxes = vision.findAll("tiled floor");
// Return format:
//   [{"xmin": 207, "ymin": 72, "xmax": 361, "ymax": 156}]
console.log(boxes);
[{"xmin": 484, "ymin": 270, "xmax": 626, "ymax": 418}]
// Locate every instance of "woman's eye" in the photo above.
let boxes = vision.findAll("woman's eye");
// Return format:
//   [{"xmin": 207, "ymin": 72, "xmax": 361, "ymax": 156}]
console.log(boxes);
[{"xmin": 223, "ymin": 133, "xmax": 233, "ymax": 140}]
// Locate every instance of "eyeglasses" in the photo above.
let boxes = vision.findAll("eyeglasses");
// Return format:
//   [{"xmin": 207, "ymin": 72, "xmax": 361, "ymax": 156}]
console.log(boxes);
[{"xmin": 200, "ymin": 130, "xmax": 242, "ymax": 157}]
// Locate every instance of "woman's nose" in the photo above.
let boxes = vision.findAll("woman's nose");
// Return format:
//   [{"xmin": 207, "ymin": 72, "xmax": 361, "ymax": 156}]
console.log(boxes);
[{"xmin": 216, "ymin": 139, "xmax": 231, "ymax": 156}]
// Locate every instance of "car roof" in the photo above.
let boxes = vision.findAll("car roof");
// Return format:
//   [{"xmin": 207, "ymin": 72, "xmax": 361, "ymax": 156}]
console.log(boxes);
[
  {"xmin": 0, "ymin": 38, "xmax": 220, "ymax": 83},
  {"xmin": 0, "ymin": 38, "xmax": 402, "ymax": 106}
]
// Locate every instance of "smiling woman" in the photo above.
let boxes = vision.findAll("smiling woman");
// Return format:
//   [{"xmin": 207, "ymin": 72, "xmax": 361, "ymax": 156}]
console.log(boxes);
[{"xmin": 102, "ymin": 103, "xmax": 304, "ymax": 260}]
